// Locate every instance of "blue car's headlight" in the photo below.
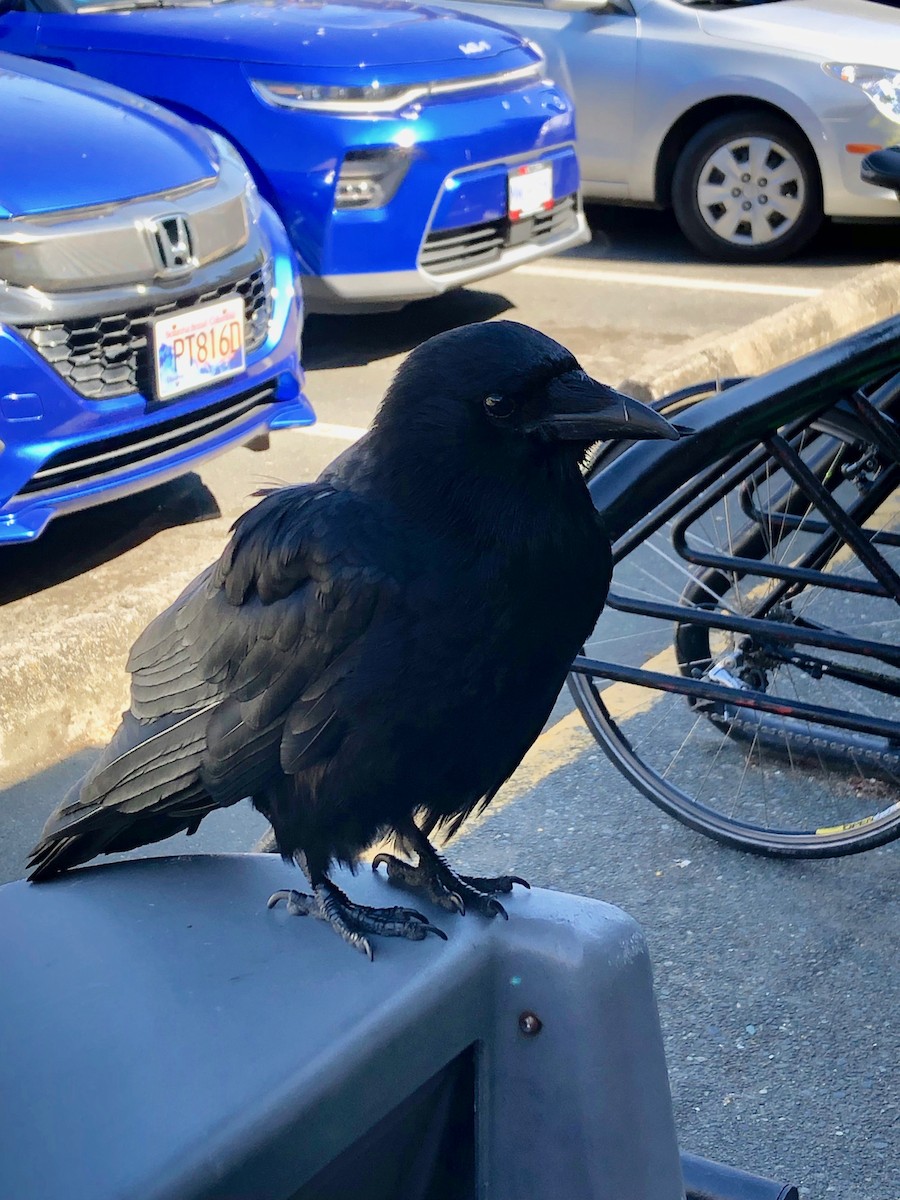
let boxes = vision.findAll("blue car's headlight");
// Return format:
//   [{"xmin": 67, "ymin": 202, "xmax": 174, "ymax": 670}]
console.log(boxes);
[
  {"xmin": 824, "ymin": 63, "xmax": 900, "ymax": 125},
  {"xmin": 251, "ymin": 79, "xmax": 426, "ymax": 114},
  {"xmin": 249, "ymin": 60, "xmax": 545, "ymax": 116}
]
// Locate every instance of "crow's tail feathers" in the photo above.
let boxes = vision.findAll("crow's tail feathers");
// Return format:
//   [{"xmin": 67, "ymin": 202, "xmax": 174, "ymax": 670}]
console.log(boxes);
[{"xmin": 27, "ymin": 706, "xmax": 220, "ymax": 882}]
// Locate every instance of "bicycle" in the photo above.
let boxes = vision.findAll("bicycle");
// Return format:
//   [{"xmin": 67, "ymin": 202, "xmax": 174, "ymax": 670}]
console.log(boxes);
[{"xmin": 567, "ymin": 313, "xmax": 900, "ymax": 857}]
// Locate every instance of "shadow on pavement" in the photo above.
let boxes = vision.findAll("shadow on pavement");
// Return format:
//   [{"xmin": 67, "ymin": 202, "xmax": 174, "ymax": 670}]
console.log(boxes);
[
  {"xmin": 0, "ymin": 474, "xmax": 220, "ymax": 606},
  {"xmin": 302, "ymin": 287, "xmax": 514, "ymax": 371},
  {"xmin": 566, "ymin": 203, "xmax": 900, "ymax": 269}
]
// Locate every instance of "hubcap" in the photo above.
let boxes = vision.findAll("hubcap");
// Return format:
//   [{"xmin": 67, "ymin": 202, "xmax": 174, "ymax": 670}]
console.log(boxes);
[{"xmin": 695, "ymin": 135, "xmax": 805, "ymax": 247}]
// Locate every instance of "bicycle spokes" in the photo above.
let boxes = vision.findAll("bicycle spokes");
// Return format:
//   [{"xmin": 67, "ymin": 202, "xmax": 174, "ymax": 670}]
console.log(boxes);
[{"xmin": 571, "ymin": 375, "xmax": 900, "ymax": 856}]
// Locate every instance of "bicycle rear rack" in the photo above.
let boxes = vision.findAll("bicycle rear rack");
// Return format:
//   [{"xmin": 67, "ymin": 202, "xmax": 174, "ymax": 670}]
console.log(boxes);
[{"xmin": 578, "ymin": 314, "xmax": 900, "ymax": 761}]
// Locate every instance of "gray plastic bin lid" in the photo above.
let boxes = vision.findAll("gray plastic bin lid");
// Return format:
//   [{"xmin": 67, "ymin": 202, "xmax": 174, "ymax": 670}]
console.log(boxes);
[{"xmin": 0, "ymin": 853, "xmax": 684, "ymax": 1200}]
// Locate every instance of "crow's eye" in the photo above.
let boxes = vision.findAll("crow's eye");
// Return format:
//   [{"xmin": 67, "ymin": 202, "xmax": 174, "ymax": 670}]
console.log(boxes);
[{"xmin": 483, "ymin": 393, "xmax": 515, "ymax": 419}]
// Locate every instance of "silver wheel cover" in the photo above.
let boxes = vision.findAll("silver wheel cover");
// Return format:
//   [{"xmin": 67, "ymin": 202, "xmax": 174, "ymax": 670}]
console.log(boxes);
[{"xmin": 695, "ymin": 135, "xmax": 806, "ymax": 247}]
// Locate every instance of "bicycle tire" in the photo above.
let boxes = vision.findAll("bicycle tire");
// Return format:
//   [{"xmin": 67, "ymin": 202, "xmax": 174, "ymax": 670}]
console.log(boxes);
[{"xmin": 570, "ymin": 361, "xmax": 900, "ymax": 858}]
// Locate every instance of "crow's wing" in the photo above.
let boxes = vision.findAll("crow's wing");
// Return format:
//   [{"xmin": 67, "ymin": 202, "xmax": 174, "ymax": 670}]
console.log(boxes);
[
  {"xmin": 129, "ymin": 485, "xmax": 357, "ymax": 712},
  {"xmin": 130, "ymin": 482, "xmax": 400, "ymax": 797},
  {"xmin": 28, "ymin": 483, "xmax": 400, "ymax": 873}
]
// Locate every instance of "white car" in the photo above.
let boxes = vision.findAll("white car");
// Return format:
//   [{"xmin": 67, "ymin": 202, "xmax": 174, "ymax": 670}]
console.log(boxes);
[{"xmin": 442, "ymin": 0, "xmax": 900, "ymax": 261}]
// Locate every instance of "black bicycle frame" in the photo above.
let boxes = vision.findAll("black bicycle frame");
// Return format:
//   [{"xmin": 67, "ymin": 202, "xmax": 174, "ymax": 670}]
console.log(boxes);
[
  {"xmin": 577, "ymin": 313, "xmax": 900, "ymax": 741},
  {"xmin": 589, "ymin": 314, "xmax": 900, "ymax": 545}
]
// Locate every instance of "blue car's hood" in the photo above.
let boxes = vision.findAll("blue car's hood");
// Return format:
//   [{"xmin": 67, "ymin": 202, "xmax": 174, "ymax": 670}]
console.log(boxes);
[
  {"xmin": 43, "ymin": 0, "xmax": 533, "ymax": 75},
  {"xmin": 0, "ymin": 54, "xmax": 217, "ymax": 218}
]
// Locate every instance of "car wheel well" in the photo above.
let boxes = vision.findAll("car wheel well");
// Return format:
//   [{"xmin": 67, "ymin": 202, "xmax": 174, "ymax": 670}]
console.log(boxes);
[{"xmin": 654, "ymin": 99, "xmax": 817, "ymax": 207}]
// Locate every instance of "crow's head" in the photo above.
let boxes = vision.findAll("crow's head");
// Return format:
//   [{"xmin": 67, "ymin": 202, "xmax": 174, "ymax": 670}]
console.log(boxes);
[{"xmin": 376, "ymin": 321, "xmax": 678, "ymax": 457}]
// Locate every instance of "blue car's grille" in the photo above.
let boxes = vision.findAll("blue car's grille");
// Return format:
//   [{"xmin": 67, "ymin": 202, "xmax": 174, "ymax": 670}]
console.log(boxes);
[
  {"xmin": 18, "ymin": 382, "xmax": 277, "ymax": 496},
  {"xmin": 420, "ymin": 193, "xmax": 578, "ymax": 276},
  {"xmin": 24, "ymin": 264, "xmax": 272, "ymax": 401}
]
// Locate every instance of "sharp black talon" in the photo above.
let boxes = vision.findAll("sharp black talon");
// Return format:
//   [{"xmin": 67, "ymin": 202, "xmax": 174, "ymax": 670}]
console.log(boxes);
[
  {"xmin": 366, "ymin": 834, "xmax": 525, "ymax": 928},
  {"xmin": 267, "ymin": 874, "xmax": 447, "ymax": 955}
]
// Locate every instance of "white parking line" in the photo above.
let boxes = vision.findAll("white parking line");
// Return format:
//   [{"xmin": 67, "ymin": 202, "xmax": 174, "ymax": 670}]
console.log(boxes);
[
  {"xmin": 514, "ymin": 262, "xmax": 822, "ymax": 299},
  {"xmin": 303, "ymin": 421, "xmax": 367, "ymax": 442}
]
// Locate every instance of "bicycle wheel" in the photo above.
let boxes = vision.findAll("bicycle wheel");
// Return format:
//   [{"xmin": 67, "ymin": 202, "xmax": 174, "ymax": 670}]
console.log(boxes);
[{"xmin": 570, "ymin": 374, "xmax": 900, "ymax": 857}]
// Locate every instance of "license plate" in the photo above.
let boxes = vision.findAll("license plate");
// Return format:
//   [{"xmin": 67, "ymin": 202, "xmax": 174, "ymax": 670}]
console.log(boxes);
[
  {"xmin": 508, "ymin": 163, "xmax": 554, "ymax": 221},
  {"xmin": 153, "ymin": 297, "xmax": 245, "ymax": 401}
]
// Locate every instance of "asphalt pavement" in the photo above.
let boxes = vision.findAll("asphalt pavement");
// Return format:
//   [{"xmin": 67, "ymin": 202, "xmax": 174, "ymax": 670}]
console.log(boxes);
[{"xmin": 2, "ymin": 205, "xmax": 899, "ymax": 1198}]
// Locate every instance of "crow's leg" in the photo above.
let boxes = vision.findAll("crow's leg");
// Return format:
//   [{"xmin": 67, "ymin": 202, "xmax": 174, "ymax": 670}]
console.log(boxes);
[
  {"xmin": 372, "ymin": 823, "xmax": 529, "ymax": 920},
  {"xmin": 267, "ymin": 854, "xmax": 446, "ymax": 961}
]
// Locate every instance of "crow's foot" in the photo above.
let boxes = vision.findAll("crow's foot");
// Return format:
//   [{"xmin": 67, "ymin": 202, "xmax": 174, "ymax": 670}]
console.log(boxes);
[
  {"xmin": 371, "ymin": 848, "xmax": 529, "ymax": 920},
  {"xmin": 267, "ymin": 880, "xmax": 447, "ymax": 961}
]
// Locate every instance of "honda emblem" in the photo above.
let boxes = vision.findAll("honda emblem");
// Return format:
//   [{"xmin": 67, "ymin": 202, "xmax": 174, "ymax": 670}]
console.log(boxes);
[{"xmin": 150, "ymin": 213, "xmax": 195, "ymax": 277}]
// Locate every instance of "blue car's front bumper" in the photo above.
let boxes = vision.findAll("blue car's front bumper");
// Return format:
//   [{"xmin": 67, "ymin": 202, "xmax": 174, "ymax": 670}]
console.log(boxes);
[
  {"xmin": 267, "ymin": 80, "xmax": 589, "ymax": 311},
  {"xmin": 0, "ymin": 204, "xmax": 313, "ymax": 545},
  {"xmin": 307, "ymin": 138, "xmax": 587, "ymax": 310}
]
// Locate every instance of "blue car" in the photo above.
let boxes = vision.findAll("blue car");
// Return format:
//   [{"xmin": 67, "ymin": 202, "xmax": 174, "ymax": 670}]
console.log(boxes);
[
  {"xmin": 0, "ymin": 0, "xmax": 588, "ymax": 311},
  {"xmin": 0, "ymin": 53, "xmax": 313, "ymax": 545}
]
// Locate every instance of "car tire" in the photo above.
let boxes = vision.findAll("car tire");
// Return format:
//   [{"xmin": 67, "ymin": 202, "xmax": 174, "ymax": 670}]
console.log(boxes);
[{"xmin": 671, "ymin": 111, "xmax": 823, "ymax": 263}]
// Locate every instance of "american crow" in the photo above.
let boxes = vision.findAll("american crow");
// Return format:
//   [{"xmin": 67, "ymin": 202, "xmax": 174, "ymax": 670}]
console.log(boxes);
[{"xmin": 28, "ymin": 321, "xmax": 677, "ymax": 957}]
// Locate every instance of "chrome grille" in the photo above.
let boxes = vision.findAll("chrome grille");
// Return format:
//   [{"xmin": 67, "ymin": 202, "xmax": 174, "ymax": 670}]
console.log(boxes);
[
  {"xmin": 24, "ymin": 264, "xmax": 272, "ymax": 401},
  {"xmin": 420, "ymin": 193, "xmax": 579, "ymax": 277},
  {"xmin": 19, "ymin": 383, "xmax": 277, "ymax": 496}
]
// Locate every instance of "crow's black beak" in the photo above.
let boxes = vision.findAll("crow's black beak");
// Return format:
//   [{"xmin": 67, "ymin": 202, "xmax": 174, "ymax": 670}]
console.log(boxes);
[{"xmin": 530, "ymin": 370, "xmax": 680, "ymax": 442}]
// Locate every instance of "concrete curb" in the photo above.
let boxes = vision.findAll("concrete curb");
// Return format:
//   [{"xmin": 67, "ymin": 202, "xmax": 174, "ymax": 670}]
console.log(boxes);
[{"xmin": 618, "ymin": 261, "xmax": 900, "ymax": 401}]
